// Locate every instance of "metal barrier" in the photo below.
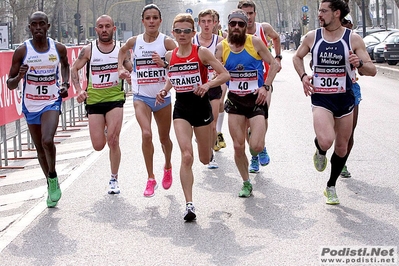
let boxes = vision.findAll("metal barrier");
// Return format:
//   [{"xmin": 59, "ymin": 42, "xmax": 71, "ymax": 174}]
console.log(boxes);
[{"xmin": 0, "ymin": 81, "xmax": 130, "ymax": 171}]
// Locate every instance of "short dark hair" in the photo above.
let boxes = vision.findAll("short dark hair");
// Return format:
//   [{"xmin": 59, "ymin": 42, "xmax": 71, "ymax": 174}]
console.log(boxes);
[
  {"xmin": 237, "ymin": 0, "xmax": 256, "ymax": 12},
  {"xmin": 29, "ymin": 11, "xmax": 48, "ymax": 24},
  {"xmin": 142, "ymin": 4, "xmax": 162, "ymax": 19}
]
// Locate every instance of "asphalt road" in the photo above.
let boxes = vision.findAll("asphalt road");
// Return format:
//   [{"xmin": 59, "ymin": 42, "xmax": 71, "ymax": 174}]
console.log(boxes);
[{"xmin": 0, "ymin": 50, "xmax": 398, "ymax": 265}]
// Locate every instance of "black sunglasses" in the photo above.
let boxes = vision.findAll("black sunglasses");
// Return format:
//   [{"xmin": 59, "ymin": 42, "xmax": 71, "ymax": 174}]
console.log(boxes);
[
  {"xmin": 229, "ymin": 21, "xmax": 246, "ymax": 28},
  {"xmin": 173, "ymin": 28, "xmax": 193, "ymax": 34}
]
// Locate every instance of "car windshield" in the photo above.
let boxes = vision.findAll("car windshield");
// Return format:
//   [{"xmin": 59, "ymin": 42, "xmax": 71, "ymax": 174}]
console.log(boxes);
[
  {"xmin": 363, "ymin": 35, "xmax": 380, "ymax": 45},
  {"xmin": 386, "ymin": 34, "xmax": 399, "ymax": 44},
  {"xmin": 371, "ymin": 31, "xmax": 393, "ymax": 41}
]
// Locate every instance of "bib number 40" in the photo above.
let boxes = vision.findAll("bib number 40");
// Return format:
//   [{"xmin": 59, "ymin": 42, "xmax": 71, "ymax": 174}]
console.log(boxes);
[{"xmin": 238, "ymin": 81, "xmax": 248, "ymax": 90}]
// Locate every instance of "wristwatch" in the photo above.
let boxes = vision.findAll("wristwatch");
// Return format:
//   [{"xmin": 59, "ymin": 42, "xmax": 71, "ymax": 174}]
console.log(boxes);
[
  {"xmin": 275, "ymin": 54, "xmax": 282, "ymax": 60},
  {"xmin": 358, "ymin": 59, "xmax": 364, "ymax": 68},
  {"xmin": 262, "ymin": 84, "xmax": 271, "ymax": 91},
  {"xmin": 62, "ymin": 82, "xmax": 70, "ymax": 88},
  {"xmin": 163, "ymin": 60, "xmax": 169, "ymax": 68}
]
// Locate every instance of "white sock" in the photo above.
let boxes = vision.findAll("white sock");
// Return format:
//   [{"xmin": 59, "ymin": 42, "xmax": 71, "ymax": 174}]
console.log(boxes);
[
  {"xmin": 216, "ymin": 112, "xmax": 225, "ymax": 133},
  {"xmin": 111, "ymin": 173, "xmax": 118, "ymax": 180}
]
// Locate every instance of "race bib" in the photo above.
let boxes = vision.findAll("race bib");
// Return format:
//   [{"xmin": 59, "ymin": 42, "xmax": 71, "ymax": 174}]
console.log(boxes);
[
  {"xmin": 313, "ymin": 65, "xmax": 346, "ymax": 94},
  {"xmin": 229, "ymin": 70, "xmax": 258, "ymax": 96},
  {"xmin": 168, "ymin": 62, "xmax": 202, "ymax": 92},
  {"xmin": 135, "ymin": 57, "xmax": 167, "ymax": 85},
  {"xmin": 91, "ymin": 63, "xmax": 119, "ymax": 89}
]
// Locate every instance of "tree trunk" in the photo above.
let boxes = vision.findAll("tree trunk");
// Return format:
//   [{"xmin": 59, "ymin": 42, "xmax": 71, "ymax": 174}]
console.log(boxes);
[{"xmin": 353, "ymin": 0, "xmax": 373, "ymax": 26}]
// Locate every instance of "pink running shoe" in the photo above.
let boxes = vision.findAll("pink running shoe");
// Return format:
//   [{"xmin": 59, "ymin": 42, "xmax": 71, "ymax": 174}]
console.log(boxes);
[
  {"xmin": 162, "ymin": 168, "xmax": 172, "ymax": 189},
  {"xmin": 143, "ymin": 179, "xmax": 157, "ymax": 197}
]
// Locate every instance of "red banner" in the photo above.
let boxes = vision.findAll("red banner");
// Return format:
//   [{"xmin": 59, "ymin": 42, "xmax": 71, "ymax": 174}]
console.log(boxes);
[{"xmin": 0, "ymin": 46, "xmax": 87, "ymax": 126}]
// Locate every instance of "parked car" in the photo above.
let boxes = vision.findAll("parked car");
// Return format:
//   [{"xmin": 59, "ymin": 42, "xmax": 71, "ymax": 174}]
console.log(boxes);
[
  {"xmin": 373, "ymin": 42, "xmax": 386, "ymax": 63},
  {"xmin": 383, "ymin": 32, "xmax": 399, "ymax": 65},
  {"xmin": 354, "ymin": 26, "xmax": 387, "ymax": 38},
  {"xmin": 363, "ymin": 30, "xmax": 399, "ymax": 60}
]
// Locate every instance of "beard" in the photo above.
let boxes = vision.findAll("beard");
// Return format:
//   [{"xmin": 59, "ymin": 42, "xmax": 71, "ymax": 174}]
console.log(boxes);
[
  {"xmin": 228, "ymin": 28, "xmax": 246, "ymax": 46},
  {"xmin": 99, "ymin": 33, "xmax": 113, "ymax": 43}
]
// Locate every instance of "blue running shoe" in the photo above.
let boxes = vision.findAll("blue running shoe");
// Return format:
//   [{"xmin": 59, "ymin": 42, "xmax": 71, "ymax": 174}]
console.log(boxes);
[
  {"xmin": 249, "ymin": 156, "xmax": 259, "ymax": 173},
  {"xmin": 259, "ymin": 147, "xmax": 270, "ymax": 166}
]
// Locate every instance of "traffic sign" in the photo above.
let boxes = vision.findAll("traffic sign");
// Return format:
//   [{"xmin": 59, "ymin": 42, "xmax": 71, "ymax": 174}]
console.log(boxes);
[
  {"xmin": 302, "ymin": 6, "xmax": 309, "ymax": 13},
  {"xmin": 186, "ymin": 8, "xmax": 193, "ymax": 15}
]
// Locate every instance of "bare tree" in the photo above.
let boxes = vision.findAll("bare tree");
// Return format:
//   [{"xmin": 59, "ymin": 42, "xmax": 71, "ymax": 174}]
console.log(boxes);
[
  {"xmin": 8, "ymin": 0, "xmax": 36, "ymax": 43},
  {"xmin": 353, "ymin": 0, "xmax": 373, "ymax": 26}
]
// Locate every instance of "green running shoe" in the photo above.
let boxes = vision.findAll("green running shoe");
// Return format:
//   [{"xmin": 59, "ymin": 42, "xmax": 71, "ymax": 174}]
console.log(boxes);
[
  {"xmin": 48, "ymin": 177, "xmax": 62, "ymax": 202},
  {"xmin": 239, "ymin": 180, "xmax": 253, "ymax": 198},
  {"xmin": 340, "ymin": 165, "xmax": 351, "ymax": 178},
  {"xmin": 324, "ymin": 186, "xmax": 340, "ymax": 205},
  {"xmin": 313, "ymin": 150, "xmax": 327, "ymax": 172},
  {"xmin": 46, "ymin": 195, "xmax": 57, "ymax": 208}
]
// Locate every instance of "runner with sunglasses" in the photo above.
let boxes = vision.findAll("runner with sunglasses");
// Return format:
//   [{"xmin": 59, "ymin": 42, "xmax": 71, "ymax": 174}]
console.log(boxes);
[
  {"xmin": 156, "ymin": 13, "xmax": 230, "ymax": 221},
  {"xmin": 215, "ymin": 9, "xmax": 279, "ymax": 198},
  {"xmin": 237, "ymin": 0, "xmax": 282, "ymax": 173}
]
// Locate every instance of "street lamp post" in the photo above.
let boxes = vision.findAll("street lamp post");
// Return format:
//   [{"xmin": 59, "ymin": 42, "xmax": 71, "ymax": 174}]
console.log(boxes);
[
  {"xmin": 362, "ymin": 0, "xmax": 366, "ymax": 37},
  {"xmin": 77, "ymin": 0, "xmax": 80, "ymax": 45}
]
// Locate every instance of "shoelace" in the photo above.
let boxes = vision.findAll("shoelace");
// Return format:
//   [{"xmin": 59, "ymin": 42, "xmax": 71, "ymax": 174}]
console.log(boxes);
[
  {"xmin": 49, "ymin": 178, "xmax": 58, "ymax": 191},
  {"xmin": 146, "ymin": 181, "xmax": 155, "ymax": 190},
  {"xmin": 109, "ymin": 179, "xmax": 117, "ymax": 189},
  {"xmin": 251, "ymin": 158, "xmax": 258, "ymax": 166}
]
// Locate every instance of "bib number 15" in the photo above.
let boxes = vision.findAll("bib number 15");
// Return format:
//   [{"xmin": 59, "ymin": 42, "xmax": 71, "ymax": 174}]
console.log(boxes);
[
  {"xmin": 36, "ymin": 85, "xmax": 48, "ymax": 94},
  {"xmin": 320, "ymin": 77, "xmax": 339, "ymax": 87}
]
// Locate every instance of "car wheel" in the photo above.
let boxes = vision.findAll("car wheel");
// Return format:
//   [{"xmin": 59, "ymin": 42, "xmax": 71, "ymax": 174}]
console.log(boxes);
[
  {"xmin": 375, "ymin": 58, "xmax": 384, "ymax": 63},
  {"xmin": 387, "ymin": 60, "xmax": 398, "ymax": 65}
]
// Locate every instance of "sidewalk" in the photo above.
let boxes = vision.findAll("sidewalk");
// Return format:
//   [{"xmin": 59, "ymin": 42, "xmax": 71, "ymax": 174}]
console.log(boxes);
[{"xmin": 0, "ymin": 95, "xmax": 136, "ymax": 238}]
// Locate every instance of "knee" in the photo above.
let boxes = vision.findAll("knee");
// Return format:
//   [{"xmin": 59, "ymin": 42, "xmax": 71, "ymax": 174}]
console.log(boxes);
[
  {"xmin": 41, "ymin": 136, "xmax": 54, "ymax": 150},
  {"xmin": 334, "ymin": 144, "xmax": 348, "ymax": 157},
  {"xmin": 107, "ymin": 136, "xmax": 120, "ymax": 150},
  {"xmin": 92, "ymin": 137, "xmax": 106, "ymax": 151},
  {"xmin": 181, "ymin": 151, "xmax": 194, "ymax": 167},
  {"xmin": 93, "ymin": 142, "xmax": 106, "ymax": 151},
  {"xmin": 251, "ymin": 145, "xmax": 263, "ymax": 154},
  {"xmin": 142, "ymin": 129, "xmax": 152, "ymax": 143},
  {"xmin": 199, "ymin": 153, "xmax": 211, "ymax": 165},
  {"xmin": 233, "ymin": 141, "xmax": 245, "ymax": 155},
  {"xmin": 317, "ymin": 137, "xmax": 333, "ymax": 151},
  {"xmin": 159, "ymin": 135, "xmax": 171, "ymax": 146}
]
